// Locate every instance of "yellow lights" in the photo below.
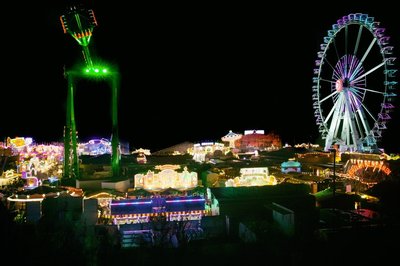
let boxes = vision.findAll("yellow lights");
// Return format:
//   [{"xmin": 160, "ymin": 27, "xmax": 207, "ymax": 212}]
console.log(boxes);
[
  {"xmin": 9, "ymin": 137, "xmax": 26, "ymax": 148},
  {"xmin": 134, "ymin": 165, "xmax": 198, "ymax": 191},
  {"xmin": 85, "ymin": 192, "xmax": 113, "ymax": 199},
  {"xmin": 225, "ymin": 167, "xmax": 277, "ymax": 187},
  {"xmin": 154, "ymin": 164, "xmax": 180, "ymax": 171},
  {"xmin": 7, "ymin": 196, "xmax": 44, "ymax": 202},
  {"xmin": 4, "ymin": 170, "xmax": 17, "ymax": 178},
  {"xmin": 0, "ymin": 172, "xmax": 19, "ymax": 187}
]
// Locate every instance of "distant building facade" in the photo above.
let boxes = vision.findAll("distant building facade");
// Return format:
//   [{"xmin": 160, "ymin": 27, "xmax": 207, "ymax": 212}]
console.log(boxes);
[
  {"xmin": 219, "ymin": 130, "xmax": 283, "ymax": 153},
  {"xmin": 235, "ymin": 130, "xmax": 282, "ymax": 151}
]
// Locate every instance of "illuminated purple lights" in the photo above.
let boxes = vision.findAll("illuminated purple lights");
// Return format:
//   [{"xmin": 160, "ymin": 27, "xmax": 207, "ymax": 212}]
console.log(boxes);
[
  {"xmin": 166, "ymin": 198, "xmax": 205, "ymax": 203},
  {"xmin": 111, "ymin": 200, "xmax": 152, "ymax": 206}
]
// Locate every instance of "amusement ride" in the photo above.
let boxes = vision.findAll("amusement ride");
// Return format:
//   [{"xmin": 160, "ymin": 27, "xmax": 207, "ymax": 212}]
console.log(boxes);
[{"xmin": 312, "ymin": 13, "xmax": 396, "ymax": 153}]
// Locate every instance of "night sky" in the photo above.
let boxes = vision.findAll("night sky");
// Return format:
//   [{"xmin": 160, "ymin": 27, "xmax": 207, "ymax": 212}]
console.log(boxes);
[{"xmin": 2, "ymin": 1, "xmax": 399, "ymax": 152}]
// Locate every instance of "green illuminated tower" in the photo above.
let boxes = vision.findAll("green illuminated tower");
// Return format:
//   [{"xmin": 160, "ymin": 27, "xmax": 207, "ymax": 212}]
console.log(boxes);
[{"xmin": 61, "ymin": 5, "xmax": 120, "ymax": 179}]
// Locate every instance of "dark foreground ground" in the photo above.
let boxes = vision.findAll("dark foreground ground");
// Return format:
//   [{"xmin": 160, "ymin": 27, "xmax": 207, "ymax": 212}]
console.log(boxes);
[
  {"xmin": 1, "ymin": 180, "xmax": 399, "ymax": 266},
  {"xmin": 1, "ymin": 220, "xmax": 399, "ymax": 266}
]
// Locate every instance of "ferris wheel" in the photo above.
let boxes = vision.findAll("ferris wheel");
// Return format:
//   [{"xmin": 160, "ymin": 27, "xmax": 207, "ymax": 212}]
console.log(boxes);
[{"xmin": 313, "ymin": 13, "xmax": 397, "ymax": 153}]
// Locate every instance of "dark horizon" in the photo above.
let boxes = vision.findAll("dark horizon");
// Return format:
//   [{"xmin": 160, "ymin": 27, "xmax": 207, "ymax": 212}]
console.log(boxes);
[{"xmin": 2, "ymin": 1, "xmax": 399, "ymax": 153}]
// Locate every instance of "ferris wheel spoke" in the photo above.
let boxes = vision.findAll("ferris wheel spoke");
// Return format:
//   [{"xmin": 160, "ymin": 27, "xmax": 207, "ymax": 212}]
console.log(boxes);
[
  {"xmin": 324, "ymin": 95, "xmax": 341, "ymax": 123},
  {"xmin": 333, "ymin": 39, "xmax": 341, "ymax": 62},
  {"xmin": 349, "ymin": 88, "xmax": 365, "ymax": 101},
  {"xmin": 333, "ymin": 72, "xmax": 341, "ymax": 81},
  {"xmin": 354, "ymin": 111, "xmax": 365, "ymax": 139},
  {"xmin": 332, "ymin": 68, "xmax": 342, "ymax": 80},
  {"xmin": 349, "ymin": 93, "xmax": 363, "ymax": 117},
  {"xmin": 352, "ymin": 86, "xmax": 385, "ymax": 94},
  {"xmin": 319, "ymin": 78, "xmax": 336, "ymax": 84},
  {"xmin": 344, "ymin": 94, "xmax": 360, "ymax": 145},
  {"xmin": 332, "ymin": 96, "xmax": 345, "ymax": 138},
  {"xmin": 333, "ymin": 93, "xmax": 339, "ymax": 102},
  {"xmin": 352, "ymin": 79, "xmax": 366, "ymax": 88},
  {"xmin": 351, "ymin": 93, "xmax": 370, "ymax": 136},
  {"xmin": 356, "ymin": 110, "xmax": 372, "ymax": 137},
  {"xmin": 320, "ymin": 90, "xmax": 339, "ymax": 103},
  {"xmin": 344, "ymin": 116, "xmax": 353, "ymax": 146},
  {"xmin": 345, "ymin": 25, "xmax": 348, "ymax": 58},
  {"xmin": 350, "ymin": 38, "xmax": 377, "ymax": 80},
  {"xmin": 337, "ymin": 58, "xmax": 346, "ymax": 77},
  {"xmin": 323, "ymin": 57, "xmax": 340, "ymax": 77},
  {"xmin": 354, "ymin": 25, "xmax": 363, "ymax": 56},
  {"xmin": 360, "ymin": 102, "xmax": 378, "ymax": 123},
  {"xmin": 352, "ymin": 61, "xmax": 386, "ymax": 83},
  {"xmin": 348, "ymin": 55, "xmax": 358, "ymax": 79}
]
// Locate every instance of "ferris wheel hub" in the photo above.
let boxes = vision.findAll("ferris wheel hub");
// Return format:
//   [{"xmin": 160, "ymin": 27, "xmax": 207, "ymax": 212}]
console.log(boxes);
[{"xmin": 335, "ymin": 79, "xmax": 343, "ymax": 92}]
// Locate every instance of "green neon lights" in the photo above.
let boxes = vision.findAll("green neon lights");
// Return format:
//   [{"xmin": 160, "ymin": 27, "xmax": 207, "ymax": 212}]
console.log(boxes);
[
  {"xmin": 83, "ymin": 66, "xmax": 109, "ymax": 73},
  {"xmin": 82, "ymin": 66, "xmax": 111, "ymax": 78},
  {"xmin": 64, "ymin": 69, "xmax": 120, "ymax": 179},
  {"xmin": 61, "ymin": 6, "xmax": 120, "ymax": 179}
]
